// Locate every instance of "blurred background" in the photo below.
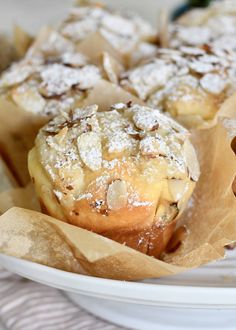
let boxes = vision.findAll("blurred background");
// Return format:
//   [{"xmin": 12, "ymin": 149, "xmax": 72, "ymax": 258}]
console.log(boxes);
[{"xmin": 0, "ymin": 0, "xmax": 183, "ymax": 33}]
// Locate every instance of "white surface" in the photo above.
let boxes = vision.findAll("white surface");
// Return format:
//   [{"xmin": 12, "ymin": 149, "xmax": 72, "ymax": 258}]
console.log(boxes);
[
  {"xmin": 1, "ymin": 250, "xmax": 236, "ymax": 329},
  {"xmin": 0, "ymin": 0, "xmax": 183, "ymax": 33}
]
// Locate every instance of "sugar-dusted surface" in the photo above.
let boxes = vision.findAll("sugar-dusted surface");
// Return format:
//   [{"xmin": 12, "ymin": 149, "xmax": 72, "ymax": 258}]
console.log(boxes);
[
  {"xmin": 120, "ymin": 45, "xmax": 236, "ymax": 126},
  {"xmin": 29, "ymin": 102, "xmax": 198, "ymax": 257},
  {"xmin": 0, "ymin": 29, "xmax": 102, "ymax": 118}
]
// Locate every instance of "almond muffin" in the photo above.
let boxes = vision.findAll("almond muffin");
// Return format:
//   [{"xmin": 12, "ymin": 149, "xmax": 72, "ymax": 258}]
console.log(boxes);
[{"xmin": 28, "ymin": 103, "xmax": 199, "ymax": 257}]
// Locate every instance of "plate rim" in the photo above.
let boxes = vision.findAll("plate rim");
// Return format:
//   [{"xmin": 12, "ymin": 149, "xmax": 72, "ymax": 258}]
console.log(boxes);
[{"xmin": 1, "ymin": 253, "xmax": 236, "ymax": 308}]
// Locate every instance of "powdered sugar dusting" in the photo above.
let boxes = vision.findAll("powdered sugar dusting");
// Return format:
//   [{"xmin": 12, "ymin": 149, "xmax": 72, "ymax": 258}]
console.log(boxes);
[{"xmin": 0, "ymin": 29, "xmax": 102, "ymax": 118}]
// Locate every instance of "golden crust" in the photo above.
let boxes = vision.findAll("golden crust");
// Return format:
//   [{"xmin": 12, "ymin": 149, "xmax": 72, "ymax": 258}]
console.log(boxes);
[{"xmin": 29, "ymin": 103, "xmax": 199, "ymax": 257}]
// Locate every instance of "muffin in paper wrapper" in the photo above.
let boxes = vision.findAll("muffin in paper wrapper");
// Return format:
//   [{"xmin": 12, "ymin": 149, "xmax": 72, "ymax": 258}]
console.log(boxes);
[
  {"xmin": 0, "ymin": 84, "xmax": 235, "ymax": 281},
  {"xmin": 0, "ymin": 26, "xmax": 139, "ymax": 186}
]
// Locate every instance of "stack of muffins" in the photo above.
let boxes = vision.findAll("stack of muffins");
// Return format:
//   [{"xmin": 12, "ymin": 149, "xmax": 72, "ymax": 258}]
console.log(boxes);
[{"xmin": 0, "ymin": 0, "xmax": 234, "ymax": 258}]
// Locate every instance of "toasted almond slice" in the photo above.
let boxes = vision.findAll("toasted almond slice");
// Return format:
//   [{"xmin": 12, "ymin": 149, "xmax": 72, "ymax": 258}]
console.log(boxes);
[
  {"xmin": 54, "ymin": 127, "xmax": 68, "ymax": 144},
  {"xmin": 12, "ymin": 87, "xmax": 46, "ymax": 114},
  {"xmin": 107, "ymin": 180, "xmax": 128, "ymax": 210},
  {"xmin": 61, "ymin": 52, "xmax": 88, "ymax": 68},
  {"xmin": 183, "ymin": 140, "xmax": 200, "ymax": 182},
  {"xmin": 139, "ymin": 136, "xmax": 169, "ymax": 157},
  {"xmin": 73, "ymin": 104, "xmax": 98, "ymax": 121},
  {"xmin": 102, "ymin": 52, "xmax": 123, "ymax": 85},
  {"xmin": 0, "ymin": 64, "xmax": 34, "ymax": 88},
  {"xmin": 168, "ymin": 179, "xmax": 189, "ymax": 202},
  {"xmin": 133, "ymin": 109, "xmax": 160, "ymax": 131},
  {"xmin": 77, "ymin": 131, "xmax": 102, "ymax": 171}
]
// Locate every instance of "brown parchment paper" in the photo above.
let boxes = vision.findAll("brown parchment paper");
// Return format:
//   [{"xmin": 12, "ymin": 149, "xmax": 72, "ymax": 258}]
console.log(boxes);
[
  {"xmin": 0, "ymin": 97, "xmax": 45, "ymax": 185},
  {"xmin": 0, "ymin": 92, "xmax": 236, "ymax": 280},
  {"xmin": 0, "ymin": 156, "xmax": 18, "ymax": 193}
]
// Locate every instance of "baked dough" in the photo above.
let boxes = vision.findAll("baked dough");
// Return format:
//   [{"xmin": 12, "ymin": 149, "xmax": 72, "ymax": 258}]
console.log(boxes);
[
  {"xmin": 0, "ymin": 29, "xmax": 102, "ymax": 123},
  {"xmin": 28, "ymin": 103, "xmax": 199, "ymax": 257},
  {"xmin": 170, "ymin": 0, "xmax": 236, "ymax": 55},
  {"xmin": 120, "ymin": 47, "xmax": 236, "ymax": 128},
  {"xmin": 59, "ymin": 3, "xmax": 157, "ymax": 66}
]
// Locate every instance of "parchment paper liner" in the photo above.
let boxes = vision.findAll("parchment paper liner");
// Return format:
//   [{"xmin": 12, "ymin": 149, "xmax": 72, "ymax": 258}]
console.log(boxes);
[{"xmin": 0, "ymin": 89, "xmax": 236, "ymax": 280}]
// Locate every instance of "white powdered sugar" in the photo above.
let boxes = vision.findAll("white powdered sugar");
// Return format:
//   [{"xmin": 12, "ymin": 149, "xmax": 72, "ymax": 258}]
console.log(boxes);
[
  {"xmin": 0, "ymin": 27, "xmax": 102, "ymax": 118},
  {"xmin": 40, "ymin": 63, "xmax": 101, "ymax": 96},
  {"xmin": 200, "ymin": 73, "xmax": 227, "ymax": 94},
  {"xmin": 177, "ymin": 26, "xmax": 211, "ymax": 46},
  {"xmin": 61, "ymin": 52, "xmax": 88, "ymax": 67},
  {"xmin": 120, "ymin": 41, "xmax": 236, "ymax": 122},
  {"xmin": 60, "ymin": 4, "xmax": 155, "ymax": 54}
]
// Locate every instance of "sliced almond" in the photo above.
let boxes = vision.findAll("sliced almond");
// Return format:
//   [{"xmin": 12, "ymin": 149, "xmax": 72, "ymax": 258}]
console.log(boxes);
[
  {"xmin": 168, "ymin": 179, "xmax": 189, "ymax": 202},
  {"xmin": 54, "ymin": 127, "xmax": 68, "ymax": 144},
  {"xmin": 77, "ymin": 131, "xmax": 102, "ymax": 171},
  {"xmin": 0, "ymin": 63, "xmax": 34, "ymax": 88},
  {"xmin": 72, "ymin": 104, "xmax": 98, "ymax": 121},
  {"xmin": 61, "ymin": 52, "xmax": 88, "ymax": 68},
  {"xmin": 107, "ymin": 180, "xmax": 128, "ymax": 210},
  {"xmin": 12, "ymin": 86, "xmax": 46, "ymax": 114},
  {"xmin": 183, "ymin": 139, "xmax": 200, "ymax": 182},
  {"xmin": 102, "ymin": 52, "xmax": 123, "ymax": 84},
  {"xmin": 139, "ymin": 136, "xmax": 169, "ymax": 157}
]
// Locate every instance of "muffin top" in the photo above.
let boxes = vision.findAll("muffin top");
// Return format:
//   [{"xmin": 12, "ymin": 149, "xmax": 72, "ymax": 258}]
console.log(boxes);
[
  {"xmin": 34, "ymin": 103, "xmax": 199, "ymax": 217},
  {"xmin": 0, "ymin": 30, "xmax": 102, "ymax": 118},
  {"xmin": 59, "ymin": 3, "xmax": 155, "ymax": 55},
  {"xmin": 170, "ymin": 0, "xmax": 236, "ymax": 54},
  {"xmin": 120, "ymin": 47, "xmax": 236, "ymax": 124}
]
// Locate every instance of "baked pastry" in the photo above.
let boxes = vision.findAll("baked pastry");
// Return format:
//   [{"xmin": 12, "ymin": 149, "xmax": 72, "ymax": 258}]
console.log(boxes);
[
  {"xmin": 0, "ymin": 28, "xmax": 102, "ymax": 123},
  {"xmin": 120, "ymin": 48, "xmax": 236, "ymax": 128},
  {"xmin": 59, "ymin": 3, "xmax": 157, "ymax": 66},
  {"xmin": 169, "ymin": 0, "xmax": 236, "ymax": 55},
  {"xmin": 0, "ymin": 28, "xmax": 103, "ymax": 185},
  {"xmin": 28, "ymin": 103, "xmax": 199, "ymax": 257}
]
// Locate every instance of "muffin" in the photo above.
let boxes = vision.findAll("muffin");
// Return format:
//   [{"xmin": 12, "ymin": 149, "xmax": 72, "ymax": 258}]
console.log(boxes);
[
  {"xmin": 120, "ymin": 48, "xmax": 236, "ymax": 128},
  {"xmin": 59, "ymin": 3, "xmax": 157, "ymax": 67},
  {"xmin": 0, "ymin": 28, "xmax": 102, "ymax": 123},
  {"xmin": 0, "ymin": 28, "xmax": 104, "ymax": 185},
  {"xmin": 169, "ymin": 0, "xmax": 236, "ymax": 55},
  {"xmin": 28, "ymin": 103, "xmax": 199, "ymax": 257}
]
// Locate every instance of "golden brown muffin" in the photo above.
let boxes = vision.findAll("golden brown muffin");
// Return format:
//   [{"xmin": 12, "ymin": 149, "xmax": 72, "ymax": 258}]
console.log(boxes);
[
  {"xmin": 28, "ymin": 103, "xmax": 199, "ymax": 257},
  {"xmin": 120, "ymin": 48, "xmax": 236, "ymax": 128}
]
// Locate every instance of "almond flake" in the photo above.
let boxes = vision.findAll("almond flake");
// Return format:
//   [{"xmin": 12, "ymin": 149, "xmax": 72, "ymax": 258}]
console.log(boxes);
[
  {"xmin": 107, "ymin": 180, "xmax": 128, "ymax": 210},
  {"xmin": 189, "ymin": 61, "xmax": 214, "ymax": 74},
  {"xmin": 72, "ymin": 104, "xmax": 98, "ymax": 121},
  {"xmin": 0, "ymin": 63, "xmax": 34, "ymax": 88},
  {"xmin": 200, "ymin": 73, "xmax": 227, "ymax": 94},
  {"xmin": 168, "ymin": 179, "xmax": 189, "ymax": 202},
  {"xmin": 133, "ymin": 109, "xmax": 160, "ymax": 131},
  {"xmin": 102, "ymin": 52, "xmax": 122, "ymax": 84},
  {"xmin": 40, "ymin": 63, "xmax": 101, "ymax": 96},
  {"xmin": 77, "ymin": 131, "xmax": 102, "ymax": 171},
  {"xmin": 12, "ymin": 87, "xmax": 46, "ymax": 114},
  {"xmin": 183, "ymin": 140, "xmax": 200, "ymax": 182},
  {"xmin": 61, "ymin": 52, "xmax": 88, "ymax": 67},
  {"xmin": 139, "ymin": 136, "xmax": 169, "ymax": 157}
]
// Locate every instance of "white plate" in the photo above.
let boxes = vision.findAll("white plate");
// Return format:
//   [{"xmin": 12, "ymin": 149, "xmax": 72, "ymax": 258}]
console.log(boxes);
[{"xmin": 1, "ymin": 250, "xmax": 236, "ymax": 330}]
